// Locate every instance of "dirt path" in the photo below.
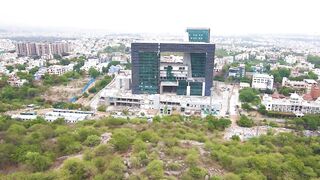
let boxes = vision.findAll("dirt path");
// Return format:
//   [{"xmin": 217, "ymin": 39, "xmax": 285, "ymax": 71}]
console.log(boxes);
[{"xmin": 43, "ymin": 77, "xmax": 90, "ymax": 102}]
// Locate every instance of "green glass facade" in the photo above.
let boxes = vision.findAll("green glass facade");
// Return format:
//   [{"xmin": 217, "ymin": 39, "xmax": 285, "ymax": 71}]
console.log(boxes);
[
  {"xmin": 177, "ymin": 80, "xmax": 187, "ymax": 95},
  {"xmin": 190, "ymin": 53, "xmax": 206, "ymax": 77},
  {"xmin": 132, "ymin": 42, "xmax": 215, "ymax": 96},
  {"xmin": 186, "ymin": 29, "xmax": 210, "ymax": 43},
  {"xmin": 138, "ymin": 52, "xmax": 159, "ymax": 94},
  {"xmin": 190, "ymin": 82, "xmax": 203, "ymax": 96}
]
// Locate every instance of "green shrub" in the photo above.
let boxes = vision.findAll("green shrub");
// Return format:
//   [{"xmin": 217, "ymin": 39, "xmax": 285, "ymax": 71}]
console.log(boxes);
[
  {"xmin": 237, "ymin": 115, "xmax": 254, "ymax": 127},
  {"xmin": 97, "ymin": 105, "xmax": 106, "ymax": 112},
  {"xmin": 84, "ymin": 135, "xmax": 101, "ymax": 147},
  {"xmin": 145, "ymin": 160, "xmax": 164, "ymax": 179}
]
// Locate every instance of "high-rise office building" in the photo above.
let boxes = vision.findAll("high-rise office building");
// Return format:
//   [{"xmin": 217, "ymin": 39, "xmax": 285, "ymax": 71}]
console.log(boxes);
[
  {"xmin": 186, "ymin": 28, "xmax": 210, "ymax": 43},
  {"xmin": 131, "ymin": 42, "xmax": 215, "ymax": 96}
]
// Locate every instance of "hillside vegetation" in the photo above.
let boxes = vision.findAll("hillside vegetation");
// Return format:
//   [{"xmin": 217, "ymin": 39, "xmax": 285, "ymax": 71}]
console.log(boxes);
[{"xmin": 0, "ymin": 115, "xmax": 319, "ymax": 179}]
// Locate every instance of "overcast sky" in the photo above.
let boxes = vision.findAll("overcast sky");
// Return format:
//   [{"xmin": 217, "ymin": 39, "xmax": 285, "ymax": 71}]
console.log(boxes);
[{"xmin": 1, "ymin": 0, "xmax": 319, "ymax": 35}]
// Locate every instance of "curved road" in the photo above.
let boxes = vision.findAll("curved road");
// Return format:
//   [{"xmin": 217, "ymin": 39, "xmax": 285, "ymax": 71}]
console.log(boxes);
[{"xmin": 89, "ymin": 76, "xmax": 116, "ymax": 110}]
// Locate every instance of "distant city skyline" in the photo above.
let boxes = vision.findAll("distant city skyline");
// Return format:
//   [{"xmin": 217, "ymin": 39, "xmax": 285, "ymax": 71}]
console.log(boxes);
[{"xmin": 1, "ymin": 0, "xmax": 320, "ymax": 35}]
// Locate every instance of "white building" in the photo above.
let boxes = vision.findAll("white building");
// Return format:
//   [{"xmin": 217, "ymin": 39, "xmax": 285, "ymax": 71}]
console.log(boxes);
[
  {"xmin": 34, "ymin": 67, "xmax": 48, "ymax": 80},
  {"xmin": 99, "ymin": 88, "xmax": 222, "ymax": 117},
  {"xmin": 283, "ymin": 77, "xmax": 319, "ymax": 92},
  {"xmin": 235, "ymin": 53, "xmax": 249, "ymax": 61},
  {"xmin": 252, "ymin": 74, "xmax": 274, "ymax": 90},
  {"xmin": 44, "ymin": 109, "xmax": 94, "ymax": 123},
  {"xmin": 284, "ymin": 55, "xmax": 297, "ymax": 64},
  {"xmin": 0, "ymin": 52, "xmax": 17, "ymax": 61},
  {"xmin": 256, "ymin": 55, "xmax": 266, "ymax": 61},
  {"xmin": 27, "ymin": 59, "xmax": 46, "ymax": 69},
  {"xmin": 80, "ymin": 58, "xmax": 100, "ymax": 72},
  {"xmin": 11, "ymin": 112, "xmax": 37, "ymax": 120},
  {"xmin": 115, "ymin": 73, "xmax": 131, "ymax": 90},
  {"xmin": 240, "ymin": 82, "xmax": 250, "ymax": 89},
  {"xmin": 214, "ymin": 56, "xmax": 233, "ymax": 71},
  {"xmin": 296, "ymin": 61, "xmax": 315, "ymax": 70},
  {"xmin": 282, "ymin": 77, "xmax": 307, "ymax": 89},
  {"xmin": 0, "ymin": 39, "xmax": 15, "ymax": 51},
  {"xmin": 7, "ymin": 74, "xmax": 28, "ymax": 87},
  {"xmin": 47, "ymin": 64, "xmax": 74, "ymax": 76},
  {"xmin": 262, "ymin": 93, "xmax": 320, "ymax": 115}
]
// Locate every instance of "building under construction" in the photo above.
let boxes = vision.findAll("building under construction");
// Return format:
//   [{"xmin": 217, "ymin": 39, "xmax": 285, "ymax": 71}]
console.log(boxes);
[{"xmin": 131, "ymin": 28, "xmax": 215, "ymax": 96}]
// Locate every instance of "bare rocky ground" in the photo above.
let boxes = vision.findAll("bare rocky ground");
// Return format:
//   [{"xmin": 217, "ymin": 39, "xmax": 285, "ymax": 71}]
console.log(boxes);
[
  {"xmin": 43, "ymin": 77, "xmax": 89, "ymax": 102},
  {"xmin": 179, "ymin": 140, "xmax": 225, "ymax": 177},
  {"xmin": 122, "ymin": 139, "xmax": 226, "ymax": 179},
  {"xmin": 48, "ymin": 135, "xmax": 227, "ymax": 179}
]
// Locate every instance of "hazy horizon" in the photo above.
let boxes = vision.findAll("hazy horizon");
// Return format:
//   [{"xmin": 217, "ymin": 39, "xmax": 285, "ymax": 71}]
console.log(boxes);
[{"xmin": 1, "ymin": 0, "xmax": 320, "ymax": 36}]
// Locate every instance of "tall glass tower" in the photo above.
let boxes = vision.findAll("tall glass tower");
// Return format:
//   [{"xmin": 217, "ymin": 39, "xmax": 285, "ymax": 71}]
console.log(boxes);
[{"xmin": 131, "ymin": 42, "xmax": 215, "ymax": 96}]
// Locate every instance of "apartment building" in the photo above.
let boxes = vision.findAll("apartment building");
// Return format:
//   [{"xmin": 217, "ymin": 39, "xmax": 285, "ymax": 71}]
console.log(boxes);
[
  {"xmin": 16, "ymin": 42, "xmax": 71, "ymax": 57},
  {"xmin": 282, "ymin": 77, "xmax": 318, "ymax": 92},
  {"xmin": 251, "ymin": 74, "xmax": 274, "ymax": 90},
  {"xmin": 228, "ymin": 64, "xmax": 245, "ymax": 78},
  {"xmin": 262, "ymin": 93, "xmax": 320, "ymax": 115},
  {"xmin": 47, "ymin": 64, "xmax": 74, "ymax": 76},
  {"xmin": 7, "ymin": 74, "xmax": 28, "ymax": 87}
]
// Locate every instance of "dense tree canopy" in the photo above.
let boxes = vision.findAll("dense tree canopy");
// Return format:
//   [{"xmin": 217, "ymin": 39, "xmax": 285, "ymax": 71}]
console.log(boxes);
[
  {"xmin": 290, "ymin": 115, "xmax": 320, "ymax": 130},
  {"xmin": 307, "ymin": 55, "xmax": 320, "ymax": 68},
  {"xmin": 279, "ymin": 86, "xmax": 295, "ymax": 96},
  {"xmin": 271, "ymin": 68, "xmax": 291, "ymax": 83},
  {"xmin": 0, "ymin": 115, "xmax": 319, "ymax": 179},
  {"xmin": 239, "ymin": 87, "xmax": 260, "ymax": 104},
  {"xmin": 88, "ymin": 75, "xmax": 113, "ymax": 94},
  {"xmin": 206, "ymin": 115, "xmax": 231, "ymax": 131},
  {"xmin": 88, "ymin": 67, "xmax": 100, "ymax": 78},
  {"xmin": 289, "ymin": 71, "xmax": 318, "ymax": 81},
  {"xmin": 0, "ymin": 81, "xmax": 46, "ymax": 112},
  {"xmin": 103, "ymin": 44, "xmax": 128, "ymax": 54},
  {"xmin": 43, "ymin": 71, "xmax": 81, "ymax": 86},
  {"xmin": 207, "ymin": 133, "xmax": 320, "ymax": 180}
]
